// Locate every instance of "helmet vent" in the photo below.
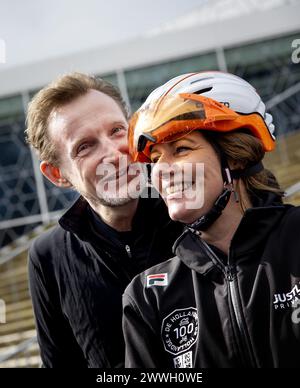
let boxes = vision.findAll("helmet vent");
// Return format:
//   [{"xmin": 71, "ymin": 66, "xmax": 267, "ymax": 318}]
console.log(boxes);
[{"xmin": 194, "ymin": 87, "xmax": 212, "ymax": 95}]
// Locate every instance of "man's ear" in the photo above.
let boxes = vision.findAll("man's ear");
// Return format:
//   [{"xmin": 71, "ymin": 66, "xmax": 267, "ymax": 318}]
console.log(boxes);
[{"xmin": 40, "ymin": 161, "xmax": 72, "ymax": 188}]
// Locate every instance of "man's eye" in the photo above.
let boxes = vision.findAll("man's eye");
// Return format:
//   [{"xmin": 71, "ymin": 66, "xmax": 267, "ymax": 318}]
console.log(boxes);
[
  {"xmin": 77, "ymin": 143, "xmax": 92, "ymax": 155},
  {"xmin": 111, "ymin": 127, "xmax": 125, "ymax": 136}
]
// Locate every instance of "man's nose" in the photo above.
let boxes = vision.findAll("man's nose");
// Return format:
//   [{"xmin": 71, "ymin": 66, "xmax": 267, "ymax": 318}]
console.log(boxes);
[{"xmin": 101, "ymin": 139, "xmax": 129, "ymax": 166}]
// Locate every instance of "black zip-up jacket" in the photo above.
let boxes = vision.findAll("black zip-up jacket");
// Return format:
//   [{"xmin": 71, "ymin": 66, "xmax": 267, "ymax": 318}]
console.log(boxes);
[
  {"xmin": 28, "ymin": 196, "xmax": 182, "ymax": 368},
  {"xmin": 123, "ymin": 197, "xmax": 300, "ymax": 368}
]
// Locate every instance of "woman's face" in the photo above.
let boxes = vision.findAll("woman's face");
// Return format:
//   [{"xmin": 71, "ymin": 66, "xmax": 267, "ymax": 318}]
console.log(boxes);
[{"xmin": 150, "ymin": 131, "xmax": 224, "ymax": 224}]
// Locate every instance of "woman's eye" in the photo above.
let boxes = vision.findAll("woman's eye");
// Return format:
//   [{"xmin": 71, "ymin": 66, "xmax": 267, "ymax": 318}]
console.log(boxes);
[
  {"xmin": 150, "ymin": 155, "xmax": 160, "ymax": 163},
  {"xmin": 175, "ymin": 146, "xmax": 190, "ymax": 154}
]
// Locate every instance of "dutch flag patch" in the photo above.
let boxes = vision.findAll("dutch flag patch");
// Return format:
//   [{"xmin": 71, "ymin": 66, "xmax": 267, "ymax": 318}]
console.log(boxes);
[{"xmin": 146, "ymin": 273, "xmax": 168, "ymax": 287}]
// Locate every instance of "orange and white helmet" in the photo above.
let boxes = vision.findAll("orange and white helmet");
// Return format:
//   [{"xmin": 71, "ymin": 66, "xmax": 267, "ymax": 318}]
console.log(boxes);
[{"xmin": 128, "ymin": 71, "xmax": 275, "ymax": 162}]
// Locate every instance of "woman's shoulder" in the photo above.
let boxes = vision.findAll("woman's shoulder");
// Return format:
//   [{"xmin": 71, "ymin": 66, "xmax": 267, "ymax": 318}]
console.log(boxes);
[
  {"xmin": 123, "ymin": 255, "xmax": 182, "ymax": 300},
  {"xmin": 275, "ymin": 205, "xmax": 300, "ymax": 243},
  {"xmin": 281, "ymin": 204, "xmax": 300, "ymax": 225}
]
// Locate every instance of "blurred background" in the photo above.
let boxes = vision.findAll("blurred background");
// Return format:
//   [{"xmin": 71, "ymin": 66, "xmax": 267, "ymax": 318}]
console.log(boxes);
[{"xmin": 0, "ymin": 0, "xmax": 299, "ymax": 367}]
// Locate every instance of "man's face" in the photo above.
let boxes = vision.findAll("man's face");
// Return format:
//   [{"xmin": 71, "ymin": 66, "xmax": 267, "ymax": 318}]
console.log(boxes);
[{"xmin": 47, "ymin": 89, "xmax": 138, "ymax": 207}]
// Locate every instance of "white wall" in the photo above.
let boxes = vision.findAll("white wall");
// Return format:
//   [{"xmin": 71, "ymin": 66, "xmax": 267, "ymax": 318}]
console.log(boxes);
[{"xmin": 0, "ymin": 0, "xmax": 299, "ymax": 97}]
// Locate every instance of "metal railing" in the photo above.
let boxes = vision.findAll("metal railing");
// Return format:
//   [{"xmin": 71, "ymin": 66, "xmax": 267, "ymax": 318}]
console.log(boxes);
[
  {"xmin": 0, "ymin": 229, "xmax": 42, "ymax": 368},
  {"xmin": 285, "ymin": 181, "xmax": 300, "ymax": 198},
  {"xmin": 0, "ymin": 223, "xmax": 55, "ymax": 266},
  {"xmin": 0, "ymin": 336, "xmax": 37, "ymax": 363}
]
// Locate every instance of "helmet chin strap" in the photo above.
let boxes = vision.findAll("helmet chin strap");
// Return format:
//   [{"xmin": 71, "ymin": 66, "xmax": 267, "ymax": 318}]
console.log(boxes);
[
  {"xmin": 187, "ymin": 186, "xmax": 232, "ymax": 234},
  {"xmin": 186, "ymin": 166, "xmax": 234, "ymax": 234},
  {"xmin": 186, "ymin": 161, "xmax": 264, "ymax": 234}
]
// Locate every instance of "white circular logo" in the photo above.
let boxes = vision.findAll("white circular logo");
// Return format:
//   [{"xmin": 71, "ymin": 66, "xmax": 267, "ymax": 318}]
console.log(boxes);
[{"xmin": 161, "ymin": 307, "xmax": 199, "ymax": 355}]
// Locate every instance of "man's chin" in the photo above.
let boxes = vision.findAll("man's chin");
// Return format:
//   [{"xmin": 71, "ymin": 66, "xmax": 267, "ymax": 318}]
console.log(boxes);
[
  {"xmin": 76, "ymin": 185, "xmax": 139, "ymax": 208},
  {"xmin": 88, "ymin": 191, "xmax": 136, "ymax": 208},
  {"xmin": 98, "ymin": 196, "xmax": 135, "ymax": 208}
]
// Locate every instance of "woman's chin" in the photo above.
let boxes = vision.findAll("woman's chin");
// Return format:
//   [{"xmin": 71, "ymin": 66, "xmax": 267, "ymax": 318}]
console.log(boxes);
[{"xmin": 167, "ymin": 203, "xmax": 202, "ymax": 225}]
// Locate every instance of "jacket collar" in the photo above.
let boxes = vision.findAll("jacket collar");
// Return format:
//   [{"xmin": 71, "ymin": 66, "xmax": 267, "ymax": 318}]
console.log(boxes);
[
  {"xmin": 59, "ymin": 196, "xmax": 91, "ymax": 240},
  {"xmin": 173, "ymin": 193, "xmax": 293, "ymax": 274},
  {"xmin": 59, "ymin": 195, "xmax": 173, "ymax": 242}
]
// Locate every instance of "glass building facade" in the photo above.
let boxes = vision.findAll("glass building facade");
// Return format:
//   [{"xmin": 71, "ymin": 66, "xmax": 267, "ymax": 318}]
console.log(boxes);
[{"xmin": 0, "ymin": 32, "xmax": 300, "ymax": 247}]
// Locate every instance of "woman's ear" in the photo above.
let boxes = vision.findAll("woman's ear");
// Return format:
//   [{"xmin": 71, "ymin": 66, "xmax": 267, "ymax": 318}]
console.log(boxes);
[
  {"xmin": 228, "ymin": 159, "xmax": 244, "ymax": 170},
  {"xmin": 40, "ymin": 161, "xmax": 72, "ymax": 188}
]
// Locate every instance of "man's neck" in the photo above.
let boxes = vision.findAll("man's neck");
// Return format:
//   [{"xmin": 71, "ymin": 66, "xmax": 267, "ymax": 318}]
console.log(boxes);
[{"xmin": 90, "ymin": 199, "xmax": 139, "ymax": 232}]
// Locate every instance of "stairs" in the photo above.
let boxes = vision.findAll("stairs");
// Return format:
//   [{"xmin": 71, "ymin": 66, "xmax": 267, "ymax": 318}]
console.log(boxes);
[
  {"xmin": 264, "ymin": 130, "xmax": 300, "ymax": 205},
  {"xmin": 0, "ymin": 245, "xmax": 41, "ymax": 367}
]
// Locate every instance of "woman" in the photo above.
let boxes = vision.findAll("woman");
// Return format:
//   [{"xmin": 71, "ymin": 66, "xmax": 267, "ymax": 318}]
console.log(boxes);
[{"xmin": 123, "ymin": 71, "xmax": 300, "ymax": 368}]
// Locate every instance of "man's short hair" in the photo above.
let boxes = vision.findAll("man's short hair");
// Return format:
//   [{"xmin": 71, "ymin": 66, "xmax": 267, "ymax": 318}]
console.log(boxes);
[{"xmin": 25, "ymin": 72, "xmax": 128, "ymax": 165}]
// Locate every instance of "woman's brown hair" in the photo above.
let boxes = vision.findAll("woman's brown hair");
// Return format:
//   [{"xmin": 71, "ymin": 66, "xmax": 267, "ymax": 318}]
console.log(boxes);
[{"xmin": 206, "ymin": 130, "xmax": 284, "ymax": 211}]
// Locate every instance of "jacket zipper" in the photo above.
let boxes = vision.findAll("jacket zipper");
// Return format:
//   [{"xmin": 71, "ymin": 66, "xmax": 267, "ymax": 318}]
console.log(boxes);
[
  {"xmin": 199, "ymin": 238, "xmax": 257, "ymax": 367},
  {"xmin": 125, "ymin": 244, "xmax": 132, "ymax": 259},
  {"xmin": 87, "ymin": 242, "xmax": 132, "ymax": 283},
  {"xmin": 225, "ymin": 265, "xmax": 257, "ymax": 367}
]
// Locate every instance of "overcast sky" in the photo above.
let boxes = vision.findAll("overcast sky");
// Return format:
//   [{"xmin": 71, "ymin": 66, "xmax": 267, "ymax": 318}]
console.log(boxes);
[{"xmin": 0, "ymin": 0, "xmax": 206, "ymax": 68}]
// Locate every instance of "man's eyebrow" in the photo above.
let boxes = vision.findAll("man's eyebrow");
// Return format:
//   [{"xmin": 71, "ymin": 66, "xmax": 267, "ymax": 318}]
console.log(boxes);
[
  {"xmin": 68, "ymin": 119, "xmax": 128, "ymax": 153},
  {"xmin": 68, "ymin": 120, "xmax": 127, "ymax": 138}
]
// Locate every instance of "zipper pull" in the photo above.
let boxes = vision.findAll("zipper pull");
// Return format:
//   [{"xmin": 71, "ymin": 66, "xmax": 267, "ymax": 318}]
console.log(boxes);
[
  {"xmin": 125, "ymin": 244, "xmax": 132, "ymax": 259},
  {"xmin": 225, "ymin": 265, "xmax": 235, "ymax": 281}
]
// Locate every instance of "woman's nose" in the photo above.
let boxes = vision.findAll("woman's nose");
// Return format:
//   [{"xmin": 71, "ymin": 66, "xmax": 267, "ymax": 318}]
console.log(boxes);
[{"xmin": 152, "ymin": 161, "xmax": 182, "ymax": 185}]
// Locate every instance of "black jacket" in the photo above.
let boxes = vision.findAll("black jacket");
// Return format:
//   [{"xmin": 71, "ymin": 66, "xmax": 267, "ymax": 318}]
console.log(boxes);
[
  {"xmin": 28, "ymin": 196, "xmax": 182, "ymax": 368},
  {"xmin": 123, "ymin": 198, "xmax": 300, "ymax": 368}
]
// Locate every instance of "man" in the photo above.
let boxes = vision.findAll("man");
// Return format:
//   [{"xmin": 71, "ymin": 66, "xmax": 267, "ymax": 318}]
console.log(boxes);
[{"xmin": 26, "ymin": 72, "xmax": 182, "ymax": 367}]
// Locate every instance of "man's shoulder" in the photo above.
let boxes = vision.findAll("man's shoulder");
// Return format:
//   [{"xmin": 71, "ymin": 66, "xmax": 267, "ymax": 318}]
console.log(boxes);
[{"xmin": 29, "ymin": 224, "xmax": 67, "ymax": 265}]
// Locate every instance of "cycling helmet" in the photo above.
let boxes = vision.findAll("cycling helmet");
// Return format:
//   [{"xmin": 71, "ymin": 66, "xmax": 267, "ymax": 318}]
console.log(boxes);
[{"xmin": 129, "ymin": 71, "xmax": 275, "ymax": 162}]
